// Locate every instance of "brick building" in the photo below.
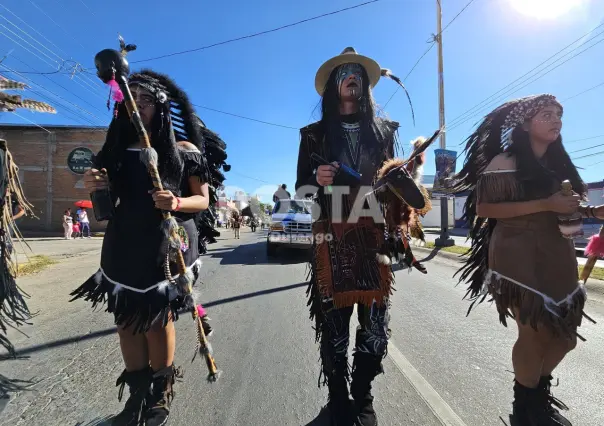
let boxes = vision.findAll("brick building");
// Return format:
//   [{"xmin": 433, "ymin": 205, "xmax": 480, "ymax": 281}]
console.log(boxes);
[{"xmin": 0, "ymin": 124, "xmax": 108, "ymax": 232}]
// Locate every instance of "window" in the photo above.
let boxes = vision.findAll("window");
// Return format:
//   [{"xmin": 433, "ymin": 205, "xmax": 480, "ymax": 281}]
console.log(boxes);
[{"xmin": 273, "ymin": 200, "xmax": 311, "ymax": 214}]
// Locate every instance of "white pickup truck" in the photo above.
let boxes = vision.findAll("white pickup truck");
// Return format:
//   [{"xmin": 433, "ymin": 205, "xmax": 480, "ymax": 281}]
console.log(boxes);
[{"xmin": 266, "ymin": 199, "xmax": 314, "ymax": 256}]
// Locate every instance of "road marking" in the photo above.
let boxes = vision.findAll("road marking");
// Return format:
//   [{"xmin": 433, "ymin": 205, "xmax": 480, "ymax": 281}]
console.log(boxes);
[{"xmin": 388, "ymin": 341, "xmax": 468, "ymax": 426}]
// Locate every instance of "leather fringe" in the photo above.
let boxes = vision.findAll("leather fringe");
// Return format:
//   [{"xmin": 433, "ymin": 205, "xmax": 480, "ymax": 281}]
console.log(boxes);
[
  {"xmin": 489, "ymin": 274, "xmax": 591, "ymax": 341},
  {"xmin": 70, "ymin": 266, "xmax": 200, "ymax": 334}
]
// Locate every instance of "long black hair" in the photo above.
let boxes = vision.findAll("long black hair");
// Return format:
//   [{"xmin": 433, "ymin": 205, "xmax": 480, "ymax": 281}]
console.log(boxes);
[
  {"xmin": 95, "ymin": 91, "xmax": 184, "ymax": 191},
  {"xmin": 452, "ymin": 98, "xmax": 586, "ymax": 309},
  {"xmin": 319, "ymin": 65, "xmax": 387, "ymax": 158},
  {"xmin": 506, "ymin": 126, "xmax": 585, "ymax": 199}
]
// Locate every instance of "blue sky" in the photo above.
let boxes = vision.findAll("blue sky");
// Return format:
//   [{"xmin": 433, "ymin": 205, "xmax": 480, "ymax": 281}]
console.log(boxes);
[{"xmin": 1, "ymin": 0, "xmax": 603, "ymax": 202}]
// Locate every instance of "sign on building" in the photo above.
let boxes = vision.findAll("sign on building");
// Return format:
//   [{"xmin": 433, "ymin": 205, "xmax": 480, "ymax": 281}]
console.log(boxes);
[{"xmin": 67, "ymin": 147, "xmax": 94, "ymax": 175}]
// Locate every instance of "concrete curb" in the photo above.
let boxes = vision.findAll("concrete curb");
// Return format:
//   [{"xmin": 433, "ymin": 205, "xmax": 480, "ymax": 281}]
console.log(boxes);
[{"xmin": 411, "ymin": 245, "xmax": 604, "ymax": 298}]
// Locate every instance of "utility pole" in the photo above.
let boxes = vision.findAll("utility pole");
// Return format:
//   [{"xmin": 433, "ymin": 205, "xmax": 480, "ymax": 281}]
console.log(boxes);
[{"xmin": 434, "ymin": 0, "xmax": 454, "ymax": 247}]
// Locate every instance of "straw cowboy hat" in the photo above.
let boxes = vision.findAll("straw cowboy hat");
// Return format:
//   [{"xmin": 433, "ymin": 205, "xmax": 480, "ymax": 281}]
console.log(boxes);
[{"xmin": 314, "ymin": 47, "xmax": 382, "ymax": 96}]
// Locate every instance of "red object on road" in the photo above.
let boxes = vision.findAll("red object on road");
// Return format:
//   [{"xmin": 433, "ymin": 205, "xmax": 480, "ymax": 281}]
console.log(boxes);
[{"xmin": 74, "ymin": 200, "xmax": 93, "ymax": 209}]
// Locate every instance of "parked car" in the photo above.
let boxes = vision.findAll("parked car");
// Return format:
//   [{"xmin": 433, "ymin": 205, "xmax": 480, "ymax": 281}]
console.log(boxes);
[{"xmin": 267, "ymin": 199, "xmax": 313, "ymax": 256}]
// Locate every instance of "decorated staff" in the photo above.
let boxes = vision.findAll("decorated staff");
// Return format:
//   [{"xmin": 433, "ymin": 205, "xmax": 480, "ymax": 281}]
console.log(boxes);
[
  {"xmin": 374, "ymin": 129, "xmax": 441, "ymax": 272},
  {"xmin": 70, "ymin": 36, "xmax": 223, "ymax": 426}
]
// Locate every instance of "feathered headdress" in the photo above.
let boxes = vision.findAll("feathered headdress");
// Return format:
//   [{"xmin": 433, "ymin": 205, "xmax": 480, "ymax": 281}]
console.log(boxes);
[{"xmin": 452, "ymin": 94, "xmax": 562, "ymax": 310}]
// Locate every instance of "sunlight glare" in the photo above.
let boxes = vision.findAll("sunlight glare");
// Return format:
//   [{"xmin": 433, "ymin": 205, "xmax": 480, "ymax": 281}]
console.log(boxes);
[{"xmin": 510, "ymin": 0, "xmax": 586, "ymax": 19}]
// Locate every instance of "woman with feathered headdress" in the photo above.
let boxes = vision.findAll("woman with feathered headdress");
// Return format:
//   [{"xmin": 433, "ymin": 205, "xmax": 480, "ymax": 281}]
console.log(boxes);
[
  {"xmin": 70, "ymin": 70, "xmax": 227, "ymax": 426},
  {"xmin": 452, "ymin": 94, "xmax": 604, "ymax": 426}
]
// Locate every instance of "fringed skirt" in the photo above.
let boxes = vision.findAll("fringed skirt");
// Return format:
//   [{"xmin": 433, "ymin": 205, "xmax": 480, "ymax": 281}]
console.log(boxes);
[
  {"xmin": 70, "ymin": 217, "xmax": 200, "ymax": 334},
  {"xmin": 487, "ymin": 216, "xmax": 589, "ymax": 339}
]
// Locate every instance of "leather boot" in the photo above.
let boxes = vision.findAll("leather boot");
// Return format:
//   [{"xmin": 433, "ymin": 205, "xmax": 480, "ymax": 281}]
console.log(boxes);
[
  {"xmin": 143, "ymin": 365, "xmax": 183, "ymax": 426},
  {"xmin": 325, "ymin": 358, "xmax": 354, "ymax": 426},
  {"xmin": 539, "ymin": 375, "xmax": 572, "ymax": 426},
  {"xmin": 511, "ymin": 380, "xmax": 567, "ymax": 426},
  {"xmin": 350, "ymin": 353, "xmax": 381, "ymax": 426},
  {"xmin": 112, "ymin": 367, "xmax": 152, "ymax": 426}
]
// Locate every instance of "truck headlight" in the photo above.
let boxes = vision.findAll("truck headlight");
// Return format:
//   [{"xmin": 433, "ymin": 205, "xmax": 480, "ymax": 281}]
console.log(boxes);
[{"xmin": 270, "ymin": 222, "xmax": 284, "ymax": 232}]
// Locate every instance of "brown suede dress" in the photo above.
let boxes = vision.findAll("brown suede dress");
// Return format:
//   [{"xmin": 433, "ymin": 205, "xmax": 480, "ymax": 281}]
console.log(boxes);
[{"xmin": 478, "ymin": 170, "xmax": 587, "ymax": 338}]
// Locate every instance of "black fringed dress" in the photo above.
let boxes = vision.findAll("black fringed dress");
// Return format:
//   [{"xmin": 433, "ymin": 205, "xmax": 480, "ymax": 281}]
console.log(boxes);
[{"xmin": 70, "ymin": 147, "xmax": 207, "ymax": 333}]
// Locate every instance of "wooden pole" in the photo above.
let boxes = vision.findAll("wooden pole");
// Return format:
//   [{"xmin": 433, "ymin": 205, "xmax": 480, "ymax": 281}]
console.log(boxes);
[{"xmin": 434, "ymin": 0, "xmax": 454, "ymax": 247}]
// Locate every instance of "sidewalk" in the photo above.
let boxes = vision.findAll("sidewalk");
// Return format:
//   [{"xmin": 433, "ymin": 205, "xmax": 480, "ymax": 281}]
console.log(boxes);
[
  {"xmin": 422, "ymin": 227, "xmax": 603, "ymax": 267},
  {"xmin": 413, "ymin": 235, "xmax": 604, "ymax": 299}
]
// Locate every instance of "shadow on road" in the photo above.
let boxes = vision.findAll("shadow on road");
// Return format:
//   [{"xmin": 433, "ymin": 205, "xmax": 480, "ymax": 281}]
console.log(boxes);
[
  {"xmin": 208, "ymin": 240, "xmax": 311, "ymax": 266},
  {"xmin": 204, "ymin": 282, "xmax": 307, "ymax": 308},
  {"xmin": 1, "ymin": 327, "xmax": 117, "ymax": 359},
  {"xmin": 74, "ymin": 415, "xmax": 114, "ymax": 426},
  {"xmin": 303, "ymin": 406, "xmax": 332, "ymax": 426},
  {"xmin": 3, "ymin": 282, "xmax": 308, "ymax": 358}
]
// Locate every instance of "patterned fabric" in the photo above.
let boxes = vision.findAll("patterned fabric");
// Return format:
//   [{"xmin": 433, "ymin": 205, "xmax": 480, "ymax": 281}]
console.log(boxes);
[
  {"xmin": 313, "ymin": 218, "xmax": 393, "ymax": 308},
  {"xmin": 501, "ymin": 94, "xmax": 561, "ymax": 145},
  {"xmin": 319, "ymin": 298, "xmax": 390, "ymax": 376}
]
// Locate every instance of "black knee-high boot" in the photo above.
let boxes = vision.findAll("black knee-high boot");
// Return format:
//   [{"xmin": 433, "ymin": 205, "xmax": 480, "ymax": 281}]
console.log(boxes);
[
  {"xmin": 350, "ymin": 353, "xmax": 382, "ymax": 426},
  {"xmin": 143, "ymin": 365, "xmax": 183, "ymax": 426},
  {"xmin": 511, "ymin": 379, "xmax": 570, "ymax": 426},
  {"xmin": 539, "ymin": 375, "xmax": 572, "ymax": 426},
  {"xmin": 112, "ymin": 367, "xmax": 152, "ymax": 426},
  {"xmin": 325, "ymin": 356, "xmax": 354, "ymax": 426}
]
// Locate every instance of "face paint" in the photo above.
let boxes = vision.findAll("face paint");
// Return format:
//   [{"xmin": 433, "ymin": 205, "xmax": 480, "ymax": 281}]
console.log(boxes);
[{"xmin": 336, "ymin": 63, "xmax": 363, "ymax": 99}]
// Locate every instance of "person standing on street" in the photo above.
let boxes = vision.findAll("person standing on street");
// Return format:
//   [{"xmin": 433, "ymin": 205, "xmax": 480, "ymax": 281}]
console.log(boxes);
[
  {"xmin": 70, "ymin": 70, "xmax": 212, "ymax": 426},
  {"xmin": 63, "ymin": 208, "xmax": 73, "ymax": 239},
  {"xmin": 452, "ymin": 94, "xmax": 603, "ymax": 426},
  {"xmin": 295, "ymin": 47, "xmax": 434, "ymax": 426},
  {"xmin": 232, "ymin": 212, "xmax": 241, "ymax": 239},
  {"xmin": 79, "ymin": 208, "xmax": 91, "ymax": 238}
]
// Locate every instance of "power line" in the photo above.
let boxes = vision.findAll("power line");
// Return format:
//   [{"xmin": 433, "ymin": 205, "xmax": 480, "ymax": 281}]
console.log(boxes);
[
  {"xmin": 450, "ymin": 36, "xmax": 604, "ymax": 134},
  {"xmin": 565, "ymin": 134, "xmax": 604, "ymax": 144},
  {"xmin": 572, "ymin": 150, "xmax": 604, "ymax": 161},
  {"xmin": 569, "ymin": 143, "xmax": 604, "ymax": 154},
  {"xmin": 26, "ymin": 0, "xmax": 86, "ymax": 50},
  {"xmin": 0, "ymin": 21, "xmax": 105, "ymax": 98},
  {"xmin": 228, "ymin": 170, "xmax": 273, "ymax": 185},
  {"xmin": 193, "ymin": 104, "xmax": 299, "ymax": 130},
  {"xmin": 383, "ymin": 43, "xmax": 434, "ymax": 109},
  {"xmin": 128, "ymin": 0, "xmax": 381, "ymax": 64},
  {"xmin": 1, "ymin": 3, "xmax": 104, "ymax": 91},
  {"xmin": 563, "ymin": 80, "xmax": 604, "ymax": 102},
  {"xmin": 1, "ymin": 62, "xmax": 106, "ymax": 124},
  {"xmin": 8, "ymin": 55, "xmax": 108, "ymax": 116},
  {"xmin": 449, "ymin": 23, "xmax": 604, "ymax": 139},
  {"xmin": 383, "ymin": 0, "xmax": 479, "ymax": 109},
  {"xmin": 6, "ymin": 110, "xmax": 51, "ymax": 133}
]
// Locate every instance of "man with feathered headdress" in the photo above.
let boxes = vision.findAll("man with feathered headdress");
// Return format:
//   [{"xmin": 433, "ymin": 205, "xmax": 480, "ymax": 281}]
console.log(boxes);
[{"xmin": 295, "ymin": 47, "xmax": 438, "ymax": 426}]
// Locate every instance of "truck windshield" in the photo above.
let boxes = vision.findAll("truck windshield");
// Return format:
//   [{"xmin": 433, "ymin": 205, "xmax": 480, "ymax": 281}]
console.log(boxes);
[{"xmin": 274, "ymin": 200, "xmax": 311, "ymax": 214}]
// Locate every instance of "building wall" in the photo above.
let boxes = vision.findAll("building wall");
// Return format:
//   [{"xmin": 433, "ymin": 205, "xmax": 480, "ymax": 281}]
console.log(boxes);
[{"xmin": 0, "ymin": 125, "xmax": 107, "ymax": 232}]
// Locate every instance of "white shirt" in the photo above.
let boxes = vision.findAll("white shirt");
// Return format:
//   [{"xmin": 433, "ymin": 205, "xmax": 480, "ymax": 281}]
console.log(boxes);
[{"xmin": 79, "ymin": 211, "xmax": 89, "ymax": 224}]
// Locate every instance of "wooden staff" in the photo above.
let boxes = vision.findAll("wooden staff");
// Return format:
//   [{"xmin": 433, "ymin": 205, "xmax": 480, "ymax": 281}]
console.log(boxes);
[{"xmin": 94, "ymin": 43, "xmax": 219, "ymax": 380}]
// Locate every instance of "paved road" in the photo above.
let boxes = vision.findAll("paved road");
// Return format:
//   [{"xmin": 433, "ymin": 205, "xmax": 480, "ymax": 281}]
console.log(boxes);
[{"xmin": 1, "ymin": 229, "xmax": 603, "ymax": 426}]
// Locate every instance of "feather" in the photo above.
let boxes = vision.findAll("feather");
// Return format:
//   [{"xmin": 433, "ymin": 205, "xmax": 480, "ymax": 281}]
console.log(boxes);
[
  {"xmin": 0, "ymin": 76, "xmax": 27, "ymax": 91},
  {"xmin": 403, "ymin": 128, "xmax": 442, "ymax": 166},
  {"xmin": 585, "ymin": 233, "xmax": 604, "ymax": 258},
  {"xmin": 381, "ymin": 69, "xmax": 415, "ymax": 126}
]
